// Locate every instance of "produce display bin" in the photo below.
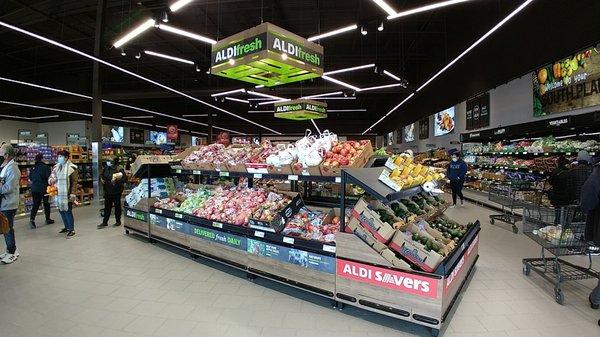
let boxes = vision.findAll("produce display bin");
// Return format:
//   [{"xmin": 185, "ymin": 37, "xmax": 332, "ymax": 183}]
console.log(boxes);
[{"xmin": 123, "ymin": 207, "xmax": 149, "ymax": 236}]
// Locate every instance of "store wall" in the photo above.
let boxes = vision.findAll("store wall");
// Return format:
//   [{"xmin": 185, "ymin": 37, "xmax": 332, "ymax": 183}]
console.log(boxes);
[
  {"xmin": 0, "ymin": 120, "xmax": 38, "ymax": 144},
  {"xmin": 41, "ymin": 121, "xmax": 88, "ymax": 146},
  {"xmin": 399, "ymin": 75, "xmax": 599, "ymax": 153}
]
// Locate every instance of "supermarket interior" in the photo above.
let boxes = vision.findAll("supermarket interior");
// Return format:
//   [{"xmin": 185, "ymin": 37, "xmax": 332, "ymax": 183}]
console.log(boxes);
[{"xmin": 0, "ymin": 1, "xmax": 599, "ymax": 337}]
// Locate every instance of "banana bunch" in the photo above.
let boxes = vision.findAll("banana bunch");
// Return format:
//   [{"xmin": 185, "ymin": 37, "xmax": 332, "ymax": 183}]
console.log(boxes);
[{"xmin": 388, "ymin": 157, "xmax": 444, "ymax": 189}]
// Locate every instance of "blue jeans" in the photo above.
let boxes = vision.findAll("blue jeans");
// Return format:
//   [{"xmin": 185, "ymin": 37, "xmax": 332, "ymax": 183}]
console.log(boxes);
[
  {"xmin": 1, "ymin": 209, "xmax": 16, "ymax": 254},
  {"xmin": 59, "ymin": 203, "xmax": 75, "ymax": 231}
]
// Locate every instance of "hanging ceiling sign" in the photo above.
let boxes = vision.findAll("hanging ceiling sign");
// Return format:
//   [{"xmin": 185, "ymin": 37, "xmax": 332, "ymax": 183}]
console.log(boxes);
[
  {"xmin": 274, "ymin": 99, "xmax": 327, "ymax": 120},
  {"xmin": 211, "ymin": 22, "xmax": 324, "ymax": 87}
]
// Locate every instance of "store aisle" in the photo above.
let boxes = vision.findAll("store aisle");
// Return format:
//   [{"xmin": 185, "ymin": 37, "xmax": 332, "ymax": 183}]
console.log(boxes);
[{"xmin": 0, "ymin": 203, "xmax": 598, "ymax": 337}]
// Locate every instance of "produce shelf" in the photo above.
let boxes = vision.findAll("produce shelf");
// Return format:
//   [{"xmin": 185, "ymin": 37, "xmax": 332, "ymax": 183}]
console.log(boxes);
[
  {"xmin": 172, "ymin": 168, "xmax": 341, "ymax": 183},
  {"xmin": 342, "ymin": 167, "xmax": 424, "ymax": 201},
  {"xmin": 469, "ymin": 163, "xmax": 550, "ymax": 175},
  {"xmin": 466, "ymin": 150, "xmax": 596, "ymax": 156}
]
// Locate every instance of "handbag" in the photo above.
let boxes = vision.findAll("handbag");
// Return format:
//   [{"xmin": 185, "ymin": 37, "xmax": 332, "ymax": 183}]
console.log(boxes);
[{"xmin": 0, "ymin": 196, "xmax": 8, "ymax": 234}]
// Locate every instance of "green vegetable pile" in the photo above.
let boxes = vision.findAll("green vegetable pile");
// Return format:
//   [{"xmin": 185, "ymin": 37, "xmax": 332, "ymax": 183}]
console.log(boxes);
[
  {"xmin": 430, "ymin": 217, "xmax": 467, "ymax": 243},
  {"xmin": 411, "ymin": 232, "xmax": 444, "ymax": 255},
  {"xmin": 376, "ymin": 208, "xmax": 396, "ymax": 224},
  {"xmin": 401, "ymin": 199, "xmax": 425, "ymax": 215}
]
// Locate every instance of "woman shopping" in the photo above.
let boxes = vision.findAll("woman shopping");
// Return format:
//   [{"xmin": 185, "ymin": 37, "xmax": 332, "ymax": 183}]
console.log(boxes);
[
  {"xmin": 447, "ymin": 151, "xmax": 468, "ymax": 207},
  {"xmin": 49, "ymin": 150, "xmax": 78, "ymax": 238}
]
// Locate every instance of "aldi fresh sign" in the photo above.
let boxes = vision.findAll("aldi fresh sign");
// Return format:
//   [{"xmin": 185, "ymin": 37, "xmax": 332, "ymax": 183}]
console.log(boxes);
[{"xmin": 274, "ymin": 99, "xmax": 327, "ymax": 120}]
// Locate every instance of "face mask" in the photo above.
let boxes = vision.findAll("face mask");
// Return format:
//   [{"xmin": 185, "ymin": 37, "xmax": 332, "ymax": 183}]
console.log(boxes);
[
  {"xmin": 452, "ymin": 157, "xmax": 458, "ymax": 162},
  {"xmin": 106, "ymin": 161, "xmax": 113, "ymax": 167},
  {"xmin": 57, "ymin": 156, "xmax": 66, "ymax": 165}
]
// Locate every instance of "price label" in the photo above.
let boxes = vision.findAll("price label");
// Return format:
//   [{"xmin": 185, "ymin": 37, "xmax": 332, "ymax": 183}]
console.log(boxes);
[
  {"xmin": 335, "ymin": 177, "xmax": 342, "ymax": 183},
  {"xmin": 193, "ymin": 170, "xmax": 202, "ymax": 175},
  {"xmin": 323, "ymin": 245, "xmax": 336, "ymax": 253},
  {"xmin": 212, "ymin": 222, "xmax": 223, "ymax": 229},
  {"xmin": 566, "ymin": 152, "xmax": 571, "ymax": 156},
  {"xmin": 544, "ymin": 153, "xmax": 549, "ymax": 156},
  {"xmin": 155, "ymin": 209, "xmax": 162, "ymax": 214},
  {"xmin": 301, "ymin": 170, "xmax": 310, "ymax": 176},
  {"xmin": 283, "ymin": 237, "xmax": 294, "ymax": 245},
  {"xmin": 175, "ymin": 169, "xmax": 182, "ymax": 174},
  {"xmin": 523, "ymin": 152, "xmax": 528, "ymax": 155},
  {"xmin": 253, "ymin": 173, "xmax": 263, "ymax": 179},
  {"xmin": 219, "ymin": 171, "xmax": 229, "ymax": 177},
  {"xmin": 254, "ymin": 231, "xmax": 265, "ymax": 238},
  {"xmin": 288, "ymin": 175, "xmax": 299, "ymax": 181},
  {"xmin": 215, "ymin": 167, "xmax": 221, "ymax": 172},
  {"xmin": 175, "ymin": 213, "xmax": 183, "ymax": 219}
]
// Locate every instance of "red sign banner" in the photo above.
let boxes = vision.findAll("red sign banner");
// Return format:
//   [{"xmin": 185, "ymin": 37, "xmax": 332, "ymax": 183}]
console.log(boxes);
[
  {"xmin": 336, "ymin": 259, "xmax": 438, "ymax": 299},
  {"xmin": 166, "ymin": 125, "xmax": 178, "ymax": 141},
  {"xmin": 445, "ymin": 234, "xmax": 479, "ymax": 292}
]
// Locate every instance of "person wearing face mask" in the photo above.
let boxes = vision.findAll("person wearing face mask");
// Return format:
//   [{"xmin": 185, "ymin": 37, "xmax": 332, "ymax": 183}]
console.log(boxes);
[
  {"xmin": 49, "ymin": 150, "xmax": 78, "ymax": 237},
  {"xmin": 98, "ymin": 156, "xmax": 127, "ymax": 228},
  {"xmin": 0, "ymin": 144, "xmax": 21, "ymax": 264},
  {"xmin": 447, "ymin": 151, "xmax": 468, "ymax": 207},
  {"xmin": 29, "ymin": 153, "xmax": 55, "ymax": 229}
]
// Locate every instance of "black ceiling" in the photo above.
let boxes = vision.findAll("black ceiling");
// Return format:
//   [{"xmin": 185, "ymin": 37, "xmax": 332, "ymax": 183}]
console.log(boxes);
[{"xmin": 0, "ymin": 0, "xmax": 599, "ymax": 136}]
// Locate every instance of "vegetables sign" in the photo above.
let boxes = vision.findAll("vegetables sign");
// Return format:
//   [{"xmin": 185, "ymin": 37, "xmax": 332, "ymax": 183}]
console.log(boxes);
[{"xmin": 533, "ymin": 44, "xmax": 600, "ymax": 117}]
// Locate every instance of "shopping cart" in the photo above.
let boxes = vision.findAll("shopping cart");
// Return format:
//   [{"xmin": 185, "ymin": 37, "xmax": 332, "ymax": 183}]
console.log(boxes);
[
  {"xmin": 522, "ymin": 204, "xmax": 598, "ymax": 304},
  {"xmin": 488, "ymin": 183, "xmax": 534, "ymax": 233}
]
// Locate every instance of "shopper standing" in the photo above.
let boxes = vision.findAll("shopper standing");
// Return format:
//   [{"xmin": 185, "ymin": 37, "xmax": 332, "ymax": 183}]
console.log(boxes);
[
  {"xmin": 49, "ymin": 150, "xmax": 78, "ymax": 238},
  {"xmin": 548, "ymin": 155, "xmax": 571, "ymax": 224},
  {"xmin": 447, "ymin": 152, "xmax": 467, "ymax": 207},
  {"xmin": 581, "ymin": 163, "xmax": 600, "ymax": 309},
  {"xmin": 0, "ymin": 144, "xmax": 20, "ymax": 264},
  {"xmin": 99, "ymin": 157, "xmax": 127, "ymax": 228},
  {"xmin": 567, "ymin": 150, "xmax": 593, "ymax": 203},
  {"xmin": 29, "ymin": 153, "xmax": 54, "ymax": 229}
]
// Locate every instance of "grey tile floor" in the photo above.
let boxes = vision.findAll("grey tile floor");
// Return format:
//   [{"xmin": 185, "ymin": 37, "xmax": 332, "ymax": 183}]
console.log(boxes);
[{"xmin": 0, "ymin": 202, "xmax": 599, "ymax": 337}]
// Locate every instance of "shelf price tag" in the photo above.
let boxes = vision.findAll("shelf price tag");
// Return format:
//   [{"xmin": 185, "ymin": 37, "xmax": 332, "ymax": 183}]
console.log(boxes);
[
  {"xmin": 254, "ymin": 231, "xmax": 265, "ymax": 238},
  {"xmin": 175, "ymin": 213, "xmax": 183, "ymax": 219},
  {"xmin": 193, "ymin": 170, "xmax": 202, "ymax": 175},
  {"xmin": 212, "ymin": 222, "xmax": 223, "ymax": 229},
  {"xmin": 288, "ymin": 175, "xmax": 299, "ymax": 181},
  {"xmin": 335, "ymin": 177, "xmax": 342, "ymax": 183},
  {"xmin": 523, "ymin": 152, "xmax": 528, "ymax": 155},
  {"xmin": 533, "ymin": 153, "xmax": 539, "ymax": 156},
  {"xmin": 283, "ymin": 237, "xmax": 294, "ymax": 245},
  {"xmin": 219, "ymin": 171, "xmax": 230, "ymax": 177},
  {"xmin": 566, "ymin": 152, "xmax": 571, "ymax": 156},
  {"xmin": 253, "ymin": 173, "xmax": 263, "ymax": 179},
  {"xmin": 175, "ymin": 169, "xmax": 182, "ymax": 174},
  {"xmin": 323, "ymin": 245, "xmax": 336, "ymax": 253},
  {"xmin": 155, "ymin": 209, "xmax": 162, "ymax": 214}
]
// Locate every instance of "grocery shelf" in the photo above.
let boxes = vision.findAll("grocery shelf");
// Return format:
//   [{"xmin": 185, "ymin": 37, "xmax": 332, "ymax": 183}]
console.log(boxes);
[
  {"xmin": 342, "ymin": 167, "xmax": 423, "ymax": 201},
  {"xmin": 469, "ymin": 163, "xmax": 550, "ymax": 175},
  {"xmin": 466, "ymin": 151, "xmax": 596, "ymax": 156}
]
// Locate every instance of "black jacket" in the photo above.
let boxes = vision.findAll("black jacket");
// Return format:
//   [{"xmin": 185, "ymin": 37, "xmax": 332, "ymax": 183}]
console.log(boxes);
[
  {"xmin": 581, "ymin": 167, "xmax": 600, "ymax": 245},
  {"xmin": 548, "ymin": 164, "xmax": 592, "ymax": 206},
  {"xmin": 29, "ymin": 161, "xmax": 51, "ymax": 194},
  {"xmin": 101, "ymin": 165, "xmax": 127, "ymax": 195}
]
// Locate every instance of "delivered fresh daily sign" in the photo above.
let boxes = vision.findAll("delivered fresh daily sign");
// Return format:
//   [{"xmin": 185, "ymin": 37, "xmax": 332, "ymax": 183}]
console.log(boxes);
[{"xmin": 211, "ymin": 22, "xmax": 324, "ymax": 87}]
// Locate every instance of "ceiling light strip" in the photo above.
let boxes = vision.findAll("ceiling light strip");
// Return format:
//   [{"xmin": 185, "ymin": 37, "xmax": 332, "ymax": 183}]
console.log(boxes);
[
  {"xmin": 211, "ymin": 88, "xmax": 246, "ymax": 97},
  {"xmin": 0, "ymin": 100, "xmax": 92, "ymax": 117},
  {"xmin": 144, "ymin": 50, "xmax": 194, "ymax": 65},
  {"xmin": 182, "ymin": 114, "xmax": 217, "ymax": 117},
  {"xmin": 329, "ymin": 109, "xmax": 367, "ymax": 112},
  {"xmin": 103, "ymin": 116, "xmax": 154, "ymax": 127},
  {"xmin": 157, "ymin": 24, "xmax": 216, "ymax": 45},
  {"xmin": 371, "ymin": 0, "xmax": 398, "ymax": 16},
  {"xmin": 361, "ymin": 93, "xmax": 415, "ymax": 134},
  {"xmin": 169, "ymin": 0, "xmax": 194, "ymax": 12},
  {"xmin": 307, "ymin": 24, "xmax": 358, "ymax": 42},
  {"xmin": 383, "ymin": 70, "xmax": 401, "ymax": 81},
  {"xmin": 311, "ymin": 120, "xmax": 321, "ymax": 135},
  {"xmin": 323, "ymin": 64, "xmax": 375, "ymax": 75},
  {"xmin": 258, "ymin": 99, "xmax": 290, "ymax": 106},
  {"xmin": 246, "ymin": 90, "xmax": 287, "ymax": 100},
  {"xmin": 0, "ymin": 114, "xmax": 59, "ymax": 120},
  {"xmin": 123, "ymin": 115, "xmax": 154, "ymax": 119},
  {"xmin": 302, "ymin": 91, "xmax": 343, "ymax": 99},
  {"xmin": 321, "ymin": 76, "xmax": 362, "ymax": 92},
  {"xmin": 0, "ymin": 20, "xmax": 280, "ymax": 134},
  {"xmin": 388, "ymin": 0, "xmax": 472, "ymax": 20},
  {"xmin": 225, "ymin": 97, "xmax": 249, "ymax": 104},
  {"xmin": 416, "ymin": 0, "xmax": 534, "ymax": 92},
  {"xmin": 360, "ymin": 83, "xmax": 404, "ymax": 91},
  {"xmin": 113, "ymin": 18, "xmax": 155, "ymax": 48}
]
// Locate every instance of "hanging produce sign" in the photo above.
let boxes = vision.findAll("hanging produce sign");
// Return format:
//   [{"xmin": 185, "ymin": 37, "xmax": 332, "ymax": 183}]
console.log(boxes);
[
  {"xmin": 533, "ymin": 44, "xmax": 600, "ymax": 117},
  {"xmin": 166, "ymin": 125, "xmax": 178, "ymax": 141},
  {"xmin": 466, "ymin": 92, "xmax": 490, "ymax": 130},
  {"xmin": 274, "ymin": 99, "xmax": 327, "ymax": 120},
  {"xmin": 211, "ymin": 22, "xmax": 324, "ymax": 87}
]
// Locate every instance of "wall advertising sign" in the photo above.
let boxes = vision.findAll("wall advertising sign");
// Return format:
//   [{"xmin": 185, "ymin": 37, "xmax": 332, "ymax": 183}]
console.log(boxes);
[
  {"xmin": 419, "ymin": 118, "xmax": 429, "ymax": 140},
  {"xmin": 336, "ymin": 259, "xmax": 438, "ymax": 299},
  {"xmin": 466, "ymin": 93, "xmax": 490, "ymax": 130},
  {"xmin": 403, "ymin": 123, "xmax": 415, "ymax": 143},
  {"xmin": 533, "ymin": 44, "xmax": 600, "ymax": 117},
  {"xmin": 166, "ymin": 125, "xmax": 178, "ymax": 141},
  {"xmin": 247, "ymin": 239, "xmax": 335, "ymax": 274},
  {"xmin": 130, "ymin": 129, "xmax": 144, "ymax": 144},
  {"xmin": 211, "ymin": 22, "xmax": 324, "ymax": 87},
  {"xmin": 434, "ymin": 107, "xmax": 455, "ymax": 136}
]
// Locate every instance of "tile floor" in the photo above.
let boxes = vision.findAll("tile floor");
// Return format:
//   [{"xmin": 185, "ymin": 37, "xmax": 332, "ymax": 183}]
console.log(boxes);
[{"xmin": 0, "ymin": 202, "xmax": 599, "ymax": 337}]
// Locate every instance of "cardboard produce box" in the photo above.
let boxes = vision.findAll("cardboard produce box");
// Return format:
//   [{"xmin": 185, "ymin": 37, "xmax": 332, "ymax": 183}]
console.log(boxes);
[
  {"xmin": 345, "ymin": 218, "xmax": 387, "ymax": 253},
  {"xmin": 380, "ymin": 248, "xmax": 412, "ymax": 270},
  {"xmin": 388, "ymin": 224, "xmax": 445, "ymax": 273},
  {"xmin": 267, "ymin": 163, "xmax": 293, "ymax": 175},
  {"xmin": 320, "ymin": 140, "xmax": 373, "ymax": 176},
  {"xmin": 248, "ymin": 192, "xmax": 305, "ymax": 233},
  {"xmin": 131, "ymin": 155, "xmax": 173, "ymax": 176},
  {"xmin": 291, "ymin": 162, "xmax": 322, "ymax": 176},
  {"xmin": 348, "ymin": 197, "xmax": 398, "ymax": 244}
]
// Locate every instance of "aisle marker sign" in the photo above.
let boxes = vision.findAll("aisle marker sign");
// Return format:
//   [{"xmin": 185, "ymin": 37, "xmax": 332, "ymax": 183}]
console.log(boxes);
[{"xmin": 336, "ymin": 259, "xmax": 438, "ymax": 299}]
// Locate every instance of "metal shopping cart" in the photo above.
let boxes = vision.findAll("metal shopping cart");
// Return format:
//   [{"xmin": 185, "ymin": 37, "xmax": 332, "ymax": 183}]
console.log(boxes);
[
  {"xmin": 522, "ymin": 204, "xmax": 598, "ymax": 304},
  {"xmin": 488, "ymin": 183, "xmax": 536, "ymax": 233}
]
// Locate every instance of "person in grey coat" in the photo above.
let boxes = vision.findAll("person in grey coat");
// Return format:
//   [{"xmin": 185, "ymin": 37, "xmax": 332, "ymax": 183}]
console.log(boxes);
[{"xmin": 0, "ymin": 144, "xmax": 21, "ymax": 264}]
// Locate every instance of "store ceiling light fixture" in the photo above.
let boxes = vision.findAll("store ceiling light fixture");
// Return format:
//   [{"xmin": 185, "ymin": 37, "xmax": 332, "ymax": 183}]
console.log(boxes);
[
  {"xmin": 0, "ymin": 113, "xmax": 59, "ymax": 120},
  {"xmin": 0, "ymin": 19, "xmax": 280, "ymax": 134},
  {"xmin": 157, "ymin": 24, "xmax": 217, "ymax": 45},
  {"xmin": 225, "ymin": 97, "xmax": 249, "ymax": 104},
  {"xmin": 169, "ymin": 0, "xmax": 194, "ymax": 12},
  {"xmin": 123, "ymin": 115, "xmax": 154, "ymax": 119},
  {"xmin": 361, "ymin": 83, "xmax": 405, "ymax": 91},
  {"xmin": 321, "ymin": 75, "xmax": 362, "ymax": 92},
  {"xmin": 143, "ymin": 50, "xmax": 194, "ymax": 65},
  {"xmin": 0, "ymin": 76, "xmax": 243, "ymax": 135},
  {"xmin": 302, "ymin": 91, "xmax": 343, "ymax": 99},
  {"xmin": 311, "ymin": 120, "xmax": 321, "ymax": 135},
  {"xmin": 387, "ymin": 0, "xmax": 473, "ymax": 20},
  {"xmin": 113, "ymin": 18, "xmax": 155, "ymax": 48},
  {"xmin": 383, "ymin": 70, "xmax": 401, "ymax": 81},
  {"xmin": 371, "ymin": 0, "xmax": 398, "ymax": 16},
  {"xmin": 211, "ymin": 88, "xmax": 246, "ymax": 97},
  {"xmin": 307, "ymin": 24, "xmax": 358, "ymax": 42},
  {"xmin": 246, "ymin": 90, "xmax": 287, "ymax": 101},
  {"xmin": 360, "ymin": 26, "xmax": 368, "ymax": 36},
  {"xmin": 182, "ymin": 114, "xmax": 217, "ymax": 117},
  {"xmin": 362, "ymin": 0, "xmax": 534, "ymax": 134}
]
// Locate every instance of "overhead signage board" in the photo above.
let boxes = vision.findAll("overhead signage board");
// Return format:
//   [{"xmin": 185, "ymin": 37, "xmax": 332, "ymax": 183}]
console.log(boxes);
[
  {"xmin": 211, "ymin": 22, "xmax": 324, "ymax": 87},
  {"xmin": 274, "ymin": 99, "xmax": 327, "ymax": 120},
  {"xmin": 533, "ymin": 44, "xmax": 600, "ymax": 117},
  {"xmin": 466, "ymin": 92, "xmax": 490, "ymax": 130}
]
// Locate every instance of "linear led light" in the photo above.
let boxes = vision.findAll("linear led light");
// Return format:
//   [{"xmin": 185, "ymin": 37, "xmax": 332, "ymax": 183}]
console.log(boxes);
[
  {"xmin": 258, "ymin": 99, "xmax": 290, "ymax": 106},
  {"xmin": 0, "ymin": 20, "xmax": 279, "ymax": 134},
  {"xmin": 103, "ymin": 116, "xmax": 154, "ymax": 127},
  {"xmin": 388, "ymin": 0, "xmax": 472, "ymax": 20},
  {"xmin": 362, "ymin": 92, "xmax": 415, "ymax": 134},
  {"xmin": 113, "ymin": 18, "xmax": 155, "ymax": 48},
  {"xmin": 323, "ymin": 64, "xmax": 375, "ymax": 76},
  {"xmin": 314, "ymin": 97, "xmax": 356, "ymax": 100},
  {"xmin": 123, "ymin": 115, "xmax": 154, "ymax": 119},
  {"xmin": 0, "ymin": 76, "xmax": 243, "ymax": 135},
  {"xmin": 360, "ymin": 83, "xmax": 404, "ymax": 91},
  {"xmin": 0, "ymin": 100, "xmax": 92, "ymax": 117},
  {"xmin": 246, "ymin": 90, "xmax": 287, "ymax": 100},
  {"xmin": 169, "ymin": 0, "xmax": 194, "ymax": 12},
  {"xmin": 311, "ymin": 120, "xmax": 321, "ymax": 135},
  {"xmin": 0, "ymin": 114, "xmax": 59, "ymax": 120},
  {"xmin": 157, "ymin": 24, "xmax": 217, "ymax": 45},
  {"xmin": 302, "ymin": 91, "xmax": 343, "ymax": 99},
  {"xmin": 383, "ymin": 70, "xmax": 401, "ymax": 81},
  {"xmin": 321, "ymin": 75, "xmax": 362, "ymax": 92},
  {"xmin": 144, "ymin": 50, "xmax": 194, "ymax": 65},
  {"xmin": 307, "ymin": 24, "xmax": 358, "ymax": 42},
  {"xmin": 182, "ymin": 114, "xmax": 217, "ymax": 117},
  {"xmin": 211, "ymin": 88, "xmax": 246, "ymax": 97},
  {"xmin": 225, "ymin": 97, "xmax": 249, "ymax": 104},
  {"xmin": 329, "ymin": 109, "xmax": 367, "ymax": 112},
  {"xmin": 247, "ymin": 111, "xmax": 273, "ymax": 114},
  {"xmin": 255, "ymin": 85, "xmax": 265, "ymax": 89},
  {"xmin": 416, "ymin": 0, "xmax": 533, "ymax": 92},
  {"xmin": 371, "ymin": 0, "xmax": 397, "ymax": 16}
]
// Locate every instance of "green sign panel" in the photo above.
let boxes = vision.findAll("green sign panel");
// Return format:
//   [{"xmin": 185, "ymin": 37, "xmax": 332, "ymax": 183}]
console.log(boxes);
[
  {"xmin": 274, "ymin": 99, "xmax": 327, "ymax": 120},
  {"xmin": 211, "ymin": 23, "xmax": 324, "ymax": 87}
]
